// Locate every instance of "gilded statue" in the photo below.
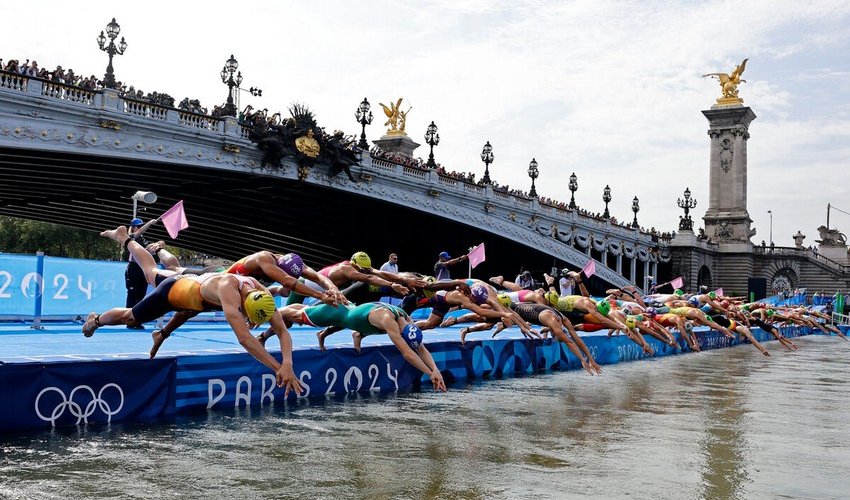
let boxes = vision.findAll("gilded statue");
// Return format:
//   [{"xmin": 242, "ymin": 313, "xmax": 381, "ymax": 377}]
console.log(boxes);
[
  {"xmin": 295, "ymin": 129, "xmax": 320, "ymax": 158},
  {"xmin": 703, "ymin": 58, "xmax": 748, "ymax": 105},
  {"xmin": 379, "ymin": 98, "xmax": 412, "ymax": 136}
]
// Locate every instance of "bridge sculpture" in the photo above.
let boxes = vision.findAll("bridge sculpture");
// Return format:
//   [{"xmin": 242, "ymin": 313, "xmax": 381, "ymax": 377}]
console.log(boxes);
[{"xmin": 0, "ymin": 70, "xmax": 668, "ymax": 290}]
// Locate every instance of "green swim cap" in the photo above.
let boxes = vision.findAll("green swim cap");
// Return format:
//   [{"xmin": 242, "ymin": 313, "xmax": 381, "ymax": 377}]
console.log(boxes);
[
  {"xmin": 708, "ymin": 291, "xmax": 717, "ymax": 299},
  {"xmin": 674, "ymin": 289, "xmax": 684, "ymax": 297},
  {"xmin": 596, "ymin": 300, "xmax": 611, "ymax": 316},
  {"xmin": 766, "ymin": 309, "xmax": 775, "ymax": 317}
]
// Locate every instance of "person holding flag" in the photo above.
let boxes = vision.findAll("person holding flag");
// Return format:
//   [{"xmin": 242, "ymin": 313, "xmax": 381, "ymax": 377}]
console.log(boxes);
[{"xmin": 434, "ymin": 250, "xmax": 469, "ymax": 281}]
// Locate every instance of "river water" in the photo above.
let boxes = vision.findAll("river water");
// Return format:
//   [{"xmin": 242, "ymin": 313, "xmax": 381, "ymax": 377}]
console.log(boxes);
[{"xmin": 1, "ymin": 335, "xmax": 848, "ymax": 499}]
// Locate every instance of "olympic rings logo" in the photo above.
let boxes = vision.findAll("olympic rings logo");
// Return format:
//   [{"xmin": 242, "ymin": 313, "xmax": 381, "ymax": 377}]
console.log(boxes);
[{"xmin": 34, "ymin": 384, "xmax": 124, "ymax": 426}]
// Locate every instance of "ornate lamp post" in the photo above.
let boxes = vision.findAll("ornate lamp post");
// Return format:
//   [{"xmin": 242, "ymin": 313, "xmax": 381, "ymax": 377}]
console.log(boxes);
[
  {"xmin": 425, "ymin": 121, "xmax": 440, "ymax": 168},
  {"xmin": 355, "ymin": 98, "xmax": 373, "ymax": 149},
  {"xmin": 632, "ymin": 196, "xmax": 640, "ymax": 228},
  {"xmin": 220, "ymin": 55, "xmax": 242, "ymax": 117},
  {"xmin": 568, "ymin": 172, "xmax": 578, "ymax": 209},
  {"xmin": 480, "ymin": 141, "xmax": 494, "ymax": 184},
  {"xmin": 768, "ymin": 209, "xmax": 773, "ymax": 246},
  {"xmin": 96, "ymin": 18, "xmax": 128, "ymax": 90},
  {"xmin": 677, "ymin": 187, "xmax": 698, "ymax": 230},
  {"xmin": 602, "ymin": 185, "xmax": 612, "ymax": 219},
  {"xmin": 528, "ymin": 158, "xmax": 539, "ymax": 198}
]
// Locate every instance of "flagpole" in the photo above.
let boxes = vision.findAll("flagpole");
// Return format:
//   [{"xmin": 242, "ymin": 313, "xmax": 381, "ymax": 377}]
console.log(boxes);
[{"xmin": 468, "ymin": 246, "xmax": 472, "ymax": 279}]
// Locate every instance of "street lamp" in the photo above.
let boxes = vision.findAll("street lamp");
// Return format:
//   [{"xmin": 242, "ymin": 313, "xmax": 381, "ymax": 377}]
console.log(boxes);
[
  {"xmin": 220, "ymin": 55, "xmax": 241, "ymax": 116},
  {"xmin": 602, "ymin": 185, "xmax": 612, "ymax": 219},
  {"xmin": 480, "ymin": 141, "xmax": 494, "ymax": 184},
  {"xmin": 677, "ymin": 186, "xmax": 697, "ymax": 230},
  {"xmin": 568, "ymin": 172, "xmax": 578, "ymax": 209},
  {"xmin": 425, "ymin": 121, "xmax": 440, "ymax": 168},
  {"xmin": 355, "ymin": 98, "xmax": 373, "ymax": 149},
  {"xmin": 527, "ymin": 158, "xmax": 539, "ymax": 198},
  {"xmin": 96, "ymin": 18, "xmax": 128, "ymax": 90},
  {"xmin": 768, "ymin": 210, "xmax": 773, "ymax": 246},
  {"xmin": 131, "ymin": 190, "xmax": 157, "ymax": 219},
  {"xmin": 632, "ymin": 196, "xmax": 640, "ymax": 228}
]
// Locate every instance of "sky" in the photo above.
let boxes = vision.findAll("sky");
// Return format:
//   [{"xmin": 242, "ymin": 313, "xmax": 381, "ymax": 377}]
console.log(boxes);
[{"xmin": 3, "ymin": 1, "xmax": 850, "ymax": 246}]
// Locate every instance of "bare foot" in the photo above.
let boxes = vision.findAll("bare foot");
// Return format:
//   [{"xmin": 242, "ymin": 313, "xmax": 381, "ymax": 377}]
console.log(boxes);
[
  {"xmin": 489, "ymin": 275, "xmax": 504, "ymax": 286},
  {"xmin": 460, "ymin": 327, "xmax": 470, "ymax": 345},
  {"xmin": 100, "ymin": 225, "xmax": 129, "ymax": 243},
  {"xmin": 316, "ymin": 329, "xmax": 328, "ymax": 352},
  {"xmin": 150, "ymin": 329, "xmax": 170, "ymax": 358},
  {"xmin": 352, "ymin": 331, "xmax": 362, "ymax": 353},
  {"xmin": 544, "ymin": 273, "xmax": 555, "ymax": 286},
  {"xmin": 440, "ymin": 316, "xmax": 458, "ymax": 328},
  {"xmin": 82, "ymin": 312, "xmax": 99, "ymax": 337},
  {"xmin": 256, "ymin": 329, "xmax": 273, "ymax": 347}
]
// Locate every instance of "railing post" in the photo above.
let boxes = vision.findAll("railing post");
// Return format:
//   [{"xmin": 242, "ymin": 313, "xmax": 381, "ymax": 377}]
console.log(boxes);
[
  {"xmin": 166, "ymin": 108, "xmax": 179, "ymax": 124},
  {"xmin": 484, "ymin": 183, "xmax": 493, "ymax": 199},
  {"xmin": 223, "ymin": 116, "xmax": 239, "ymax": 138},
  {"xmin": 31, "ymin": 251, "xmax": 45, "ymax": 330},
  {"xmin": 27, "ymin": 78, "xmax": 42, "ymax": 96},
  {"xmin": 100, "ymin": 88, "xmax": 121, "ymax": 112}
]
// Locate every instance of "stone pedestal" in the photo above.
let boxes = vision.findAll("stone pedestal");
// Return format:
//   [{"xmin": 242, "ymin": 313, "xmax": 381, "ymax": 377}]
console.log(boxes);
[
  {"xmin": 702, "ymin": 104, "xmax": 757, "ymax": 250},
  {"xmin": 373, "ymin": 134, "xmax": 420, "ymax": 158},
  {"xmin": 670, "ymin": 229, "xmax": 698, "ymax": 247}
]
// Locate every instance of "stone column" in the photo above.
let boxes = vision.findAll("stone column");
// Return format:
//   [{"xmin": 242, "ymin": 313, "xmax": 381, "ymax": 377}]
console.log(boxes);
[
  {"xmin": 616, "ymin": 254, "xmax": 623, "ymax": 275},
  {"xmin": 702, "ymin": 104, "xmax": 756, "ymax": 251},
  {"xmin": 630, "ymin": 257, "xmax": 637, "ymax": 283}
]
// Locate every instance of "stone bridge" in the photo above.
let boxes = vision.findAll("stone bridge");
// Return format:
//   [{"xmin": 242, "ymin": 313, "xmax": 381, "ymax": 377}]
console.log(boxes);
[{"xmin": 0, "ymin": 70, "xmax": 670, "ymax": 289}]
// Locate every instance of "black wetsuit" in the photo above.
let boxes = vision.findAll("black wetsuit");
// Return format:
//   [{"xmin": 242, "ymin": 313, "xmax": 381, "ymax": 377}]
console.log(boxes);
[{"xmin": 510, "ymin": 303, "xmax": 557, "ymax": 325}]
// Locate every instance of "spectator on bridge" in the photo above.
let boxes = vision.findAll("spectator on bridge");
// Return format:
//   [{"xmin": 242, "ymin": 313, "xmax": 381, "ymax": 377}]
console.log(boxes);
[
  {"xmin": 434, "ymin": 251, "xmax": 468, "ymax": 281},
  {"xmin": 380, "ymin": 252, "xmax": 399, "ymax": 273}
]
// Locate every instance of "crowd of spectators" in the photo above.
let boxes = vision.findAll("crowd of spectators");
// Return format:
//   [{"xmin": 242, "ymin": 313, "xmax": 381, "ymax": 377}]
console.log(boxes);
[{"xmin": 1, "ymin": 57, "xmax": 218, "ymax": 118}]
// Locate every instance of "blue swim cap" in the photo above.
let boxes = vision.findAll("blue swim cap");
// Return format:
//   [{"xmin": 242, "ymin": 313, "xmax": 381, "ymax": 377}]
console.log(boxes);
[
  {"xmin": 471, "ymin": 284, "xmax": 489, "ymax": 304},
  {"xmin": 277, "ymin": 253, "xmax": 304, "ymax": 279},
  {"xmin": 402, "ymin": 324, "xmax": 423, "ymax": 350},
  {"xmin": 688, "ymin": 296, "xmax": 700, "ymax": 307},
  {"xmin": 130, "ymin": 217, "xmax": 143, "ymax": 227}
]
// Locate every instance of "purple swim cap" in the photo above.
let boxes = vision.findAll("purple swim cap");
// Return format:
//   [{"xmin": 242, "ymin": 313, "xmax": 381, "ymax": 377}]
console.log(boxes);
[
  {"xmin": 470, "ymin": 284, "xmax": 489, "ymax": 305},
  {"xmin": 645, "ymin": 307, "xmax": 657, "ymax": 318},
  {"xmin": 277, "ymin": 253, "xmax": 304, "ymax": 278}
]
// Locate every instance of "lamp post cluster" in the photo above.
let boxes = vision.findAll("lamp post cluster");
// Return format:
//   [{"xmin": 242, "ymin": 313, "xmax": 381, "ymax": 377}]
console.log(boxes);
[
  {"xmin": 632, "ymin": 196, "xmax": 640, "ymax": 228},
  {"xmin": 96, "ymin": 18, "xmax": 127, "ymax": 90},
  {"xmin": 527, "ymin": 159, "xmax": 539, "ymax": 198},
  {"xmin": 355, "ymin": 98, "xmax": 373, "ymax": 149},
  {"xmin": 480, "ymin": 141, "xmax": 494, "ymax": 184},
  {"xmin": 220, "ymin": 55, "xmax": 261, "ymax": 117},
  {"xmin": 677, "ymin": 187, "xmax": 697, "ymax": 230},
  {"xmin": 424, "ymin": 121, "xmax": 440, "ymax": 168},
  {"xmin": 602, "ymin": 185, "xmax": 612, "ymax": 219},
  {"xmin": 569, "ymin": 173, "xmax": 578, "ymax": 209}
]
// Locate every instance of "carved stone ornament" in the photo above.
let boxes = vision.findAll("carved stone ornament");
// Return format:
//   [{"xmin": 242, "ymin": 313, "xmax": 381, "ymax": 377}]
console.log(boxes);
[
  {"xmin": 719, "ymin": 136, "xmax": 733, "ymax": 173},
  {"xmin": 714, "ymin": 221, "xmax": 734, "ymax": 239}
]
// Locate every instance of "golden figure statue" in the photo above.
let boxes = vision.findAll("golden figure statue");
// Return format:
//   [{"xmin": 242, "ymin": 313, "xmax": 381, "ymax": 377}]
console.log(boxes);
[
  {"xmin": 703, "ymin": 58, "xmax": 748, "ymax": 105},
  {"xmin": 295, "ymin": 129, "xmax": 320, "ymax": 158},
  {"xmin": 379, "ymin": 98, "xmax": 412, "ymax": 136}
]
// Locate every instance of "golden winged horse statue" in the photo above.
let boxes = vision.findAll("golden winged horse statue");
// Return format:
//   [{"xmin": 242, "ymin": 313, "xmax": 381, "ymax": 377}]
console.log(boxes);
[
  {"xmin": 379, "ymin": 98, "xmax": 411, "ymax": 136},
  {"xmin": 703, "ymin": 58, "xmax": 748, "ymax": 104}
]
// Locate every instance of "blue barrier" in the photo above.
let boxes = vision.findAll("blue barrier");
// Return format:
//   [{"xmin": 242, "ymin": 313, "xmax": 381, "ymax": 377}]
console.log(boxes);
[{"xmin": 0, "ymin": 253, "xmax": 127, "ymax": 319}]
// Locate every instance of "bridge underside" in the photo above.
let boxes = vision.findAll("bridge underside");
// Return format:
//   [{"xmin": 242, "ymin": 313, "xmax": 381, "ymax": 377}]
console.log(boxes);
[{"xmin": 0, "ymin": 146, "xmax": 584, "ymax": 282}]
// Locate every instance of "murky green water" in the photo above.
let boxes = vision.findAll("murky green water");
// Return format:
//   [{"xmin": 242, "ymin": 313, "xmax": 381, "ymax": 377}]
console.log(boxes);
[{"xmin": 1, "ymin": 336, "xmax": 848, "ymax": 499}]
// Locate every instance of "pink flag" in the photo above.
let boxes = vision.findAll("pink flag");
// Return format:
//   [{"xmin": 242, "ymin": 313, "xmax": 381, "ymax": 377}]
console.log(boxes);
[
  {"xmin": 468, "ymin": 243, "xmax": 486, "ymax": 269},
  {"xmin": 670, "ymin": 276, "xmax": 684, "ymax": 289},
  {"xmin": 160, "ymin": 200, "xmax": 189, "ymax": 239},
  {"xmin": 581, "ymin": 259, "xmax": 596, "ymax": 278},
  {"xmin": 715, "ymin": 288, "xmax": 724, "ymax": 297}
]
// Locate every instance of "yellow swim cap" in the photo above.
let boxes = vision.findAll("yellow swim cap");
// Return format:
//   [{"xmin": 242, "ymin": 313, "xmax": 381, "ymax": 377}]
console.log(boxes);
[
  {"xmin": 351, "ymin": 251, "xmax": 372, "ymax": 269},
  {"xmin": 625, "ymin": 317, "xmax": 637, "ymax": 328},
  {"xmin": 545, "ymin": 291, "xmax": 559, "ymax": 306},
  {"xmin": 243, "ymin": 291, "xmax": 277, "ymax": 325},
  {"xmin": 497, "ymin": 293, "xmax": 512, "ymax": 307}
]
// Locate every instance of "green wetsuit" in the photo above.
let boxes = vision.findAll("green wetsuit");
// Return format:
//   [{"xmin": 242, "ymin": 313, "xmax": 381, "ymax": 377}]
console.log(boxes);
[{"xmin": 301, "ymin": 302, "xmax": 407, "ymax": 337}]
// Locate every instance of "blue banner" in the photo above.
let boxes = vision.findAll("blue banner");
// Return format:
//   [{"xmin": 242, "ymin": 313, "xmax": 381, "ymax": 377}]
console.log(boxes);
[
  {"xmin": 0, "ymin": 254, "xmax": 39, "ymax": 317},
  {"xmin": 0, "ymin": 359, "xmax": 175, "ymax": 432},
  {"xmin": 41, "ymin": 257, "xmax": 127, "ymax": 317}
]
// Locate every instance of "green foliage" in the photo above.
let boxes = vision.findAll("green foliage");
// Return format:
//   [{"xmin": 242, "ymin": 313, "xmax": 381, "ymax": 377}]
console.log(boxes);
[{"xmin": 0, "ymin": 217, "xmax": 120, "ymax": 259}]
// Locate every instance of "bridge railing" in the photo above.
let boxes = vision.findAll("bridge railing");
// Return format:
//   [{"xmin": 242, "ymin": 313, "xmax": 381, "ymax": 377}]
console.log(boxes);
[
  {"xmin": 753, "ymin": 245, "xmax": 850, "ymax": 273},
  {"xmin": 0, "ymin": 69, "xmax": 243, "ymax": 140}
]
